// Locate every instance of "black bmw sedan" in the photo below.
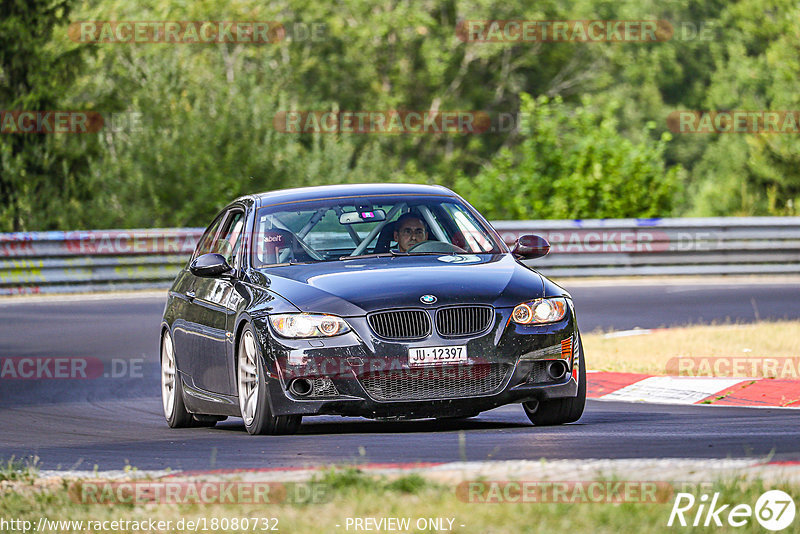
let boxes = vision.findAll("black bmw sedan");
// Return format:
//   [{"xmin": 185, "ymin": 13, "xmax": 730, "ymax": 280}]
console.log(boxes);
[{"xmin": 160, "ymin": 183, "xmax": 585, "ymax": 434}]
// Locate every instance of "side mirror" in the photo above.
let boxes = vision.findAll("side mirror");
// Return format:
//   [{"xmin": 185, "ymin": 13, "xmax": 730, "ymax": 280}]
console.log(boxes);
[
  {"xmin": 190, "ymin": 253, "xmax": 233, "ymax": 277},
  {"xmin": 512, "ymin": 234, "xmax": 550, "ymax": 259}
]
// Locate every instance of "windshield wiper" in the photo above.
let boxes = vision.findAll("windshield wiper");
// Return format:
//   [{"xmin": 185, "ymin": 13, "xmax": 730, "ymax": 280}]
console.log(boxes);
[
  {"xmin": 265, "ymin": 259, "xmax": 312, "ymax": 266},
  {"xmin": 338, "ymin": 250, "xmax": 408, "ymax": 260}
]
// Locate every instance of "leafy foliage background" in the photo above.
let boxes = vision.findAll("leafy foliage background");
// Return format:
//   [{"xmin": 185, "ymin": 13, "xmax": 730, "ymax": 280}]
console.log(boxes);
[{"xmin": 1, "ymin": 0, "xmax": 798, "ymax": 231}]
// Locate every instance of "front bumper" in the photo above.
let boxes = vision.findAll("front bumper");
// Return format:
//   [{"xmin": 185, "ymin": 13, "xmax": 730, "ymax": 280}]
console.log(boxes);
[{"xmin": 252, "ymin": 306, "xmax": 580, "ymax": 419}]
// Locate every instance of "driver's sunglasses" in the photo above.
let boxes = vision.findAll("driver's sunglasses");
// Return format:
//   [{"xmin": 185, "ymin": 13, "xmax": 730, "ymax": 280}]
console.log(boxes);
[{"xmin": 399, "ymin": 228, "xmax": 425, "ymax": 237}]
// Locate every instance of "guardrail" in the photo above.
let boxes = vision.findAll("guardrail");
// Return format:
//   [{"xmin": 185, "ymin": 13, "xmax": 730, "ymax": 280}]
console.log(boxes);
[
  {"xmin": 0, "ymin": 229, "xmax": 203, "ymax": 295},
  {"xmin": 497, "ymin": 217, "xmax": 800, "ymax": 277},
  {"xmin": 1, "ymin": 217, "xmax": 799, "ymax": 294}
]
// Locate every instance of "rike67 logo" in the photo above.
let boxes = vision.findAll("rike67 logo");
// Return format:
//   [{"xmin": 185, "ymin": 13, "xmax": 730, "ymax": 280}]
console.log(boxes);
[{"xmin": 668, "ymin": 490, "xmax": 796, "ymax": 531}]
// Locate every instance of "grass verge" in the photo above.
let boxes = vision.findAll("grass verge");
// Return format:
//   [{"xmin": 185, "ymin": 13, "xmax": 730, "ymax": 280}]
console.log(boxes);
[
  {"xmin": 1, "ymin": 467, "xmax": 798, "ymax": 533},
  {"xmin": 0, "ymin": 456, "xmax": 39, "ymax": 483}
]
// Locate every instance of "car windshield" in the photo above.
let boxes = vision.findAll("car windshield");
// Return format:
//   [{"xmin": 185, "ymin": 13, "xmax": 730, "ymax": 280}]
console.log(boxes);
[{"xmin": 252, "ymin": 194, "xmax": 503, "ymax": 267}]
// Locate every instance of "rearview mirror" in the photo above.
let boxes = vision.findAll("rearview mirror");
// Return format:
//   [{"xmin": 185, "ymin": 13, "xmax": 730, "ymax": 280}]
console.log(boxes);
[
  {"xmin": 190, "ymin": 253, "xmax": 233, "ymax": 277},
  {"xmin": 512, "ymin": 235, "xmax": 550, "ymax": 259},
  {"xmin": 339, "ymin": 209, "xmax": 386, "ymax": 225}
]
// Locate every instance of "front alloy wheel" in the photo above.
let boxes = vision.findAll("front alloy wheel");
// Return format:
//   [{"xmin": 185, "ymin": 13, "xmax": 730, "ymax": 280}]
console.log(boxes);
[
  {"xmin": 161, "ymin": 329, "xmax": 193, "ymax": 427},
  {"xmin": 237, "ymin": 325, "xmax": 301, "ymax": 435}
]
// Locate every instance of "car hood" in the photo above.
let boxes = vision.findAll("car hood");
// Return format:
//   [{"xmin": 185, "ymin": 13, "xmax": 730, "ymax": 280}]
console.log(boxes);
[{"xmin": 257, "ymin": 254, "xmax": 546, "ymax": 316}]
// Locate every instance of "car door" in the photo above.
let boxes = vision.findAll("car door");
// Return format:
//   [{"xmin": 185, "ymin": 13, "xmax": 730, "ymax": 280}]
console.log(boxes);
[
  {"xmin": 172, "ymin": 207, "xmax": 244, "ymax": 395},
  {"xmin": 187, "ymin": 207, "xmax": 246, "ymax": 395},
  {"xmin": 172, "ymin": 211, "xmax": 224, "ymax": 389}
]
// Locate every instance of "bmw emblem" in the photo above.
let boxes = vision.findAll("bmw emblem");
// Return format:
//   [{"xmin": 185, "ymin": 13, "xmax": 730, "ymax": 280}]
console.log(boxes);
[{"xmin": 420, "ymin": 294, "xmax": 437, "ymax": 304}]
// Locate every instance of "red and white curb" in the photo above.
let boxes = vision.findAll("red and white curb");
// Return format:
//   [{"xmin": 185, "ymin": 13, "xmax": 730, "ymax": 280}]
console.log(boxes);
[{"xmin": 588, "ymin": 371, "xmax": 800, "ymax": 408}]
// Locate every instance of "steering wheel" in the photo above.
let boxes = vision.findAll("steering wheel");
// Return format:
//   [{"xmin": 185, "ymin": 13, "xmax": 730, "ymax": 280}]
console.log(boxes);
[{"xmin": 407, "ymin": 241, "xmax": 467, "ymax": 254}]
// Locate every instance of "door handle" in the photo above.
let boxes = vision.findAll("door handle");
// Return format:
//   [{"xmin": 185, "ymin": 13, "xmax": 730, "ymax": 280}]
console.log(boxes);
[{"xmin": 186, "ymin": 290, "xmax": 196, "ymax": 301}]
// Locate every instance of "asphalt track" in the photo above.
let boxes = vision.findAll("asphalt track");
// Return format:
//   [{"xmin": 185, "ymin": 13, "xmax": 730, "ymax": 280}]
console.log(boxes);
[{"xmin": 0, "ymin": 281, "xmax": 798, "ymax": 471}]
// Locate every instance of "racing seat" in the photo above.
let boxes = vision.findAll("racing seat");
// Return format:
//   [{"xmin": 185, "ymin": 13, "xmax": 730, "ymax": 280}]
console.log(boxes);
[
  {"xmin": 373, "ymin": 222, "xmax": 396, "ymax": 253},
  {"xmin": 259, "ymin": 229, "xmax": 311, "ymax": 264}
]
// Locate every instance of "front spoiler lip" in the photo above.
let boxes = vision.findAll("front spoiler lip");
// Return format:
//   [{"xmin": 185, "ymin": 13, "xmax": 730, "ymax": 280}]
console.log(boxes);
[{"xmin": 265, "ymin": 371, "xmax": 578, "ymax": 418}]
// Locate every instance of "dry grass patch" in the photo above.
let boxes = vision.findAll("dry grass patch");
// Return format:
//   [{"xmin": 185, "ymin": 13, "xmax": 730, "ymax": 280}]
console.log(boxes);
[{"xmin": 583, "ymin": 321, "xmax": 800, "ymax": 376}]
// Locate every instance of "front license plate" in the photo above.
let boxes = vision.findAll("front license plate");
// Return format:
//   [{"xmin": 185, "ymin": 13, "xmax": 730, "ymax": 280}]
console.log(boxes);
[{"xmin": 409, "ymin": 346, "xmax": 467, "ymax": 367}]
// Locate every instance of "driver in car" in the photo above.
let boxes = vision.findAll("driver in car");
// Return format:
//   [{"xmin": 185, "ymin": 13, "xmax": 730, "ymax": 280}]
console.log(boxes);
[{"xmin": 393, "ymin": 213, "xmax": 428, "ymax": 252}]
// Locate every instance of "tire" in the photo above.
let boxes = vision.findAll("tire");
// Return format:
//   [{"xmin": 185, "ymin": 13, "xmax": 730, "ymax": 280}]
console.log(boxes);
[
  {"xmin": 161, "ymin": 329, "xmax": 193, "ymax": 428},
  {"xmin": 237, "ymin": 325, "xmax": 301, "ymax": 435},
  {"xmin": 523, "ymin": 334, "xmax": 586, "ymax": 426}
]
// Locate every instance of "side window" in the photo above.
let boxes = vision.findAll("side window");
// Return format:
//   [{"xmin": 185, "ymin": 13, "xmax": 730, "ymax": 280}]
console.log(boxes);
[
  {"xmin": 192, "ymin": 215, "xmax": 224, "ymax": 260},
  {"xmin": 213, "ymin": 210, "xmax": 245, "ymax": 267}
]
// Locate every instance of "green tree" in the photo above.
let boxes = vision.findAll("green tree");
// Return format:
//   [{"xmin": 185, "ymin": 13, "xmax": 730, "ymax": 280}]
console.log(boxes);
[
  {"xmin": 686, "ymin": 0, "xmax": 800, "ymax": 215},
  {"xmin": 456, "ymin": 94, "xmax": 682, "ymax": 219},
  {"xmin": 5, "ymin": 0, "xmax": 799, "ymax": 229},
  {"xmin": 0, "ymin": 0, "xmax": 97, "ymax": 231}
]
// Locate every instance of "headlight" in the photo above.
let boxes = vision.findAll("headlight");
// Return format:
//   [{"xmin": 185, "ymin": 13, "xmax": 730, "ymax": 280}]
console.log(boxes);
[
  {"xmin": 269, "ymin": 314, "xmax": 351, "ymax": 338},
  {"xmin": 512, "ymin": 298, "xmax": 567, "ymax": 324}
]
